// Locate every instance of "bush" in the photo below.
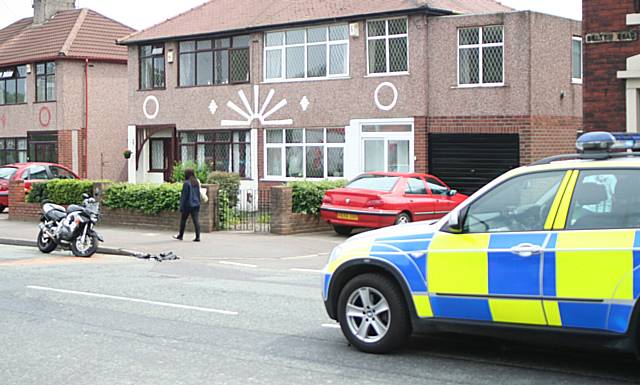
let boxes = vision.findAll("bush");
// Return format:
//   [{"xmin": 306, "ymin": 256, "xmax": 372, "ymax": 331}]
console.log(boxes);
[
  {"xmin": 288, "ymin": 180, "xmax": 347, "ymax": 216},
  {"xmin": 102, "ymin": 183, "xmax": 182, "ymax": 215},
  {"xmin": 207, "ymin": 171, "xmax": 240, "ymax": 207},
  {"xmin": 26, "ymin": 179, "xmax": 94, "ymax": 205},
  {"xmin": 171, "ymin": 161, "xmax": 211, "ymax": 184}
]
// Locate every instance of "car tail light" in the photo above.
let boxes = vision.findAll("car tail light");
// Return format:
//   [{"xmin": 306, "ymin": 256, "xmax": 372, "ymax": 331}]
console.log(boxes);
[
  {"xmin": 366, "ymin": 199, "xmax": 384, "ymax": 208},
  {"xmin": 322, "ymin": 195, "xmax": 333, "ymax": 204}
]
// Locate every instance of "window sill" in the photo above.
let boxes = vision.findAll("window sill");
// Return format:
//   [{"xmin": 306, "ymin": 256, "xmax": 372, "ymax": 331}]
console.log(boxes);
[
  {"xmin": 176, "ymin": 82, "xmax": 250, "ymax": 89},
  {"xmin": 137, "ymin": 88, "xmax": 166, "ymax": 92},
  {"xmin": 451, "ymin": 83, "xmax": 507, "ymax": 89},
  {"xmin": 33, "ymin": 100, "xmax": 56, "ymax": 104},
  {"xmin": 365, "ymin": 72, "xmax": 410, "ymax": 78},
  {"xmin": 571, "ymin": 79, "xmax": 583, "ymax": 85},
  {"xmin": 262, "ymin": 76, "xmax": 351, "ymax": 84},
  {"xmin": 0, "ymin": 102, "xmax": 29, "ymax": 107}
]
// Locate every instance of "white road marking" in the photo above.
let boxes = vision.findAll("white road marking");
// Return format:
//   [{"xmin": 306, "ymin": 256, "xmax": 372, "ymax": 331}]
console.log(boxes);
[
  {"xmin": 321, "ymin": 323, "xmax": 341, "ymax": 329},
  {"xmin": 282, "ymin": 252, "xmax": 330, "ymax": 260},
  {"xmin": 26, "ymin": 286, "xmax": 238, "ymax": 315},
  {"xmin": 219, "ymin": 261, "xmax": 258, "ymax": 268},
  {"xmin": 289, "ymin": 268, "xmax": 324, "ymax": 274}
]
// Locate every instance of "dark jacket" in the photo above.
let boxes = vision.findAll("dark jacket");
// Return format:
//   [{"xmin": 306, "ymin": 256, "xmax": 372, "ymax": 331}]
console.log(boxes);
[{"xmin": 179, "ymin": 181, "xmax": 201, "ymax": 212}]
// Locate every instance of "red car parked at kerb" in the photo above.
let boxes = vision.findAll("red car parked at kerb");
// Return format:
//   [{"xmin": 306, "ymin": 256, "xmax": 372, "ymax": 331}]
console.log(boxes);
[
  {"xmin": 320, "ymin": 172, "xmax": 468, "ymax": 235},
  {"xmin": 0, "ymin": 163, "xmax": 79, "ymax": 213}
]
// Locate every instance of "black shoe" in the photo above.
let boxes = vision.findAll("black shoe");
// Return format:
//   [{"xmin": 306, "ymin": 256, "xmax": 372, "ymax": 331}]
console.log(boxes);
[
  {"xmin": 173, "ymin": 235, "xmax": 183, "ymax": 241},
  {"xmin": 193, "ymin": 238, "xmax": 201, "ymax": 242}
]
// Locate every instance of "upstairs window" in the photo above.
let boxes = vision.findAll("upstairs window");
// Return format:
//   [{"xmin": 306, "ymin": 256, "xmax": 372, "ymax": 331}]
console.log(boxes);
[
  {"xmin": 140, "ymin": 44, "xmax": 165, "ymax": 90},
  {"xmin": 367, "ymin": 18, "xmax": 408, "ymax": 75},
  {"xmin": 264, "ymin": 24, "xmax": 349, "ymax": 81},
  {"xmin": 458, "ymin": 25, "xmax": 504, "ymax": 86},
  {"xmin": 0, "ymin": 65, "xmax": 27, "ymax": 105},
  {"xmin": 572, "ymin": 36, "xmax": 583, "ymax": 84},
  {"xmin": 179, "ymin": 35, "xmax": 250, "ymax": 87}
]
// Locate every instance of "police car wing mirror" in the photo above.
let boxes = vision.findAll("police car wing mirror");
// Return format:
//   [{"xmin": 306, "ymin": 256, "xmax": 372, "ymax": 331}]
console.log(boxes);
[{"xmin": 448, "ymin": 209, "xmax": 464, "ymax": 233}]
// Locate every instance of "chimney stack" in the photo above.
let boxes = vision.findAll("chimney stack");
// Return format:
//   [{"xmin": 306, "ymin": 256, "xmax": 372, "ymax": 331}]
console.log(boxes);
[{"xmin": 33, "ymin": 0, "xmax": 76, "ymax": 25}]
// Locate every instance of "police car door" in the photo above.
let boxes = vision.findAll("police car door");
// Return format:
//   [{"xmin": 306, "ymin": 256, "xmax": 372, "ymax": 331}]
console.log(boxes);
[
  {"xmin": 547, "ymin": 168, "xmax": 640, "ymax": 333},
  {"xmin": 427, "ymin": 170, "xmax": 571, "ymax": 326}
]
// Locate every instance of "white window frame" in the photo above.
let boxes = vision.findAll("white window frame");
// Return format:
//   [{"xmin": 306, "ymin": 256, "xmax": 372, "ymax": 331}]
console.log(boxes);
[
  {"xmin": 572, "ymin": 36, "xmax": 583, "ymax": 84},
  {"xmin": 263, "ymin": 25, "xmax": 350, "ymax": 83},
  {"xmin": 366, "ymin": 17, "xmax": 409, "ymax": 76},
  {"xmin": 359, "ymin": 122, "xmax": 414, "ymax": 174},
  {"xmin": 263, "ymin": 128, "xmax": 345, "ymax": 181},
  {"xmin": 457, "ymin": 25, "xmax": 504, "ymax": 88}
]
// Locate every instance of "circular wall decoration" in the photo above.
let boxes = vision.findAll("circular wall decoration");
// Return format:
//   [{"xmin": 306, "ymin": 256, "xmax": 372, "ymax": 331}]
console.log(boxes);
[
  {"xmin": 39, "ymin": 106, "xmax": 51, "ymax": 128},
  {"xmin": 143, "ymin": 95, "xmax": 160, "ymax": 120},
  {"xmin": 374, "ymin": 82, "xmax": 399, "ymax": 112}
]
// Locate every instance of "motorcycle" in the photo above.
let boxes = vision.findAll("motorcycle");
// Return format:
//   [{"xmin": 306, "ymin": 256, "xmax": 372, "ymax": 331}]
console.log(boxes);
[{"xmin": 37, "ymin": 193, "xmax": 104, "ymax": 257}]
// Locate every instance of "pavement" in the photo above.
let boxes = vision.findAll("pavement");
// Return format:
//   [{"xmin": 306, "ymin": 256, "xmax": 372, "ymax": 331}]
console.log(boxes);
[
  {"xmin": 0, "ymin": 211, "xmax": 345, "ymax": 268},
  {"xmin": 1, "ymin": 243, "xmax": 640, "ymax": 385}
]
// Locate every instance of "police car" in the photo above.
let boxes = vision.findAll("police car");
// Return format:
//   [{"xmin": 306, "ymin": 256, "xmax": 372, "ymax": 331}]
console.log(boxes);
[{"xmin": 323, "ymin": 132, "xmax": 640, "ymax": 354}]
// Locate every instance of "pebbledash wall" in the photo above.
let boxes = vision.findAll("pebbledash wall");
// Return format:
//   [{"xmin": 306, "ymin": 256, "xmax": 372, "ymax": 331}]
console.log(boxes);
[
  {"xmin": 125, "ymin": 10, "xmax": 582, "ymax": 194},
  {"xmin": 583, "ymin": 0, "xmax": 640, "ymax": 133}
]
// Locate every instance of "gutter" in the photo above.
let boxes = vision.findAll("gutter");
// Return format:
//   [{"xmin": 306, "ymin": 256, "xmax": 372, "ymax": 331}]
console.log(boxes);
[{"xmin": 117, "ymin": 6, "xmax": 453, "ymax": 46}]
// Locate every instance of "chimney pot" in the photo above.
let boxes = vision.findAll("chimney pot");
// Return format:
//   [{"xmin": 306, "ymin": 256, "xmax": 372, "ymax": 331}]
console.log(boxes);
[{"xmin": 33, "ymin": 0, "xmax": 76, "ymax": 25}]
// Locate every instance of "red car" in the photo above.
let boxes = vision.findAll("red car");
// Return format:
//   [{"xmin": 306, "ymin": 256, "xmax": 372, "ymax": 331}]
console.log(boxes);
[
  {"xmin": 0, "ymin": 163, "xmax": 79, "ymax": 213},
  {"xmin": 320, "ymin": 172, "xmax": 468, "ymax": 235}
]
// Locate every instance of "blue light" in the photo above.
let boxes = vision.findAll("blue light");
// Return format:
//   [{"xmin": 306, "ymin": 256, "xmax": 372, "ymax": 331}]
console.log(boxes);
[{"xmin": 576, "ymin": 132, "xmax": 616, "ymax": 152}]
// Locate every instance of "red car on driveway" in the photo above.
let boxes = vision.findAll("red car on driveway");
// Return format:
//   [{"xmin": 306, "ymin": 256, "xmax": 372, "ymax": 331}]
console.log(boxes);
[
  {"xmin": 0, "ymin": 163, "xmax": 79, "ymax": 213},
  {"xmin": 320, "ymin": 172, "xmax": 467, "ymax": 235}
]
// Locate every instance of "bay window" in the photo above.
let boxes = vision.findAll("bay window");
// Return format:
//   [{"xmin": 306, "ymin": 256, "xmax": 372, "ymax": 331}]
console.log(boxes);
[
  {"xmin": 0, "ymin": 138, "xmax": 27, "ymax": 164},
  {"xmin": 367, "ymin": 18, "xmax": 408, "ymax": 74},
  {"xmin": 140, "ymin": 44, "xmax": 165, "ymax": 90},
  {"xmin": 265, "ymin": 128, "xmax": 345, "ymax": 179},
  {"xmin": 264, "ymin": 24, "xmax": 349, "ymax": 81},
  {"xmin": 179, "ymin": 35, "xmax": 250, "ymax": 86},
  {"xmin": 1, "ymin": 65, "xmax": 27, "ymax": 105},
  {"xmin": 179, "ymin": 130, "xmax": 251, "ymax": 178}
]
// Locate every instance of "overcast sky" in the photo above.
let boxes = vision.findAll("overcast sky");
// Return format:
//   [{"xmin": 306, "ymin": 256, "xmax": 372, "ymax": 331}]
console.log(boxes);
[{"xmin": 0, "ymin": 0, "xmax": 582, "ymax": 31}]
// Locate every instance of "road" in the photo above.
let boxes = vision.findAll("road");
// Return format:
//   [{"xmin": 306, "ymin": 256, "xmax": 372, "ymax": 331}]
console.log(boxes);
[{"xmin": 1, "ymin": 244, "xmax": 640, "ymax": 385}]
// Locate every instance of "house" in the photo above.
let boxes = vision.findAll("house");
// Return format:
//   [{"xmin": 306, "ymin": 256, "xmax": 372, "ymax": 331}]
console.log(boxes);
[
  {"xmin": 0, "ymin": 0, "xmax": 134, "ymax": 180},
  {"xmin": 584, "ymin": 0, "xmax": 640, "ymax": 134},
  {"xmin": 119, "ymin": 0, "xmax": 582, "ymax": 195}
]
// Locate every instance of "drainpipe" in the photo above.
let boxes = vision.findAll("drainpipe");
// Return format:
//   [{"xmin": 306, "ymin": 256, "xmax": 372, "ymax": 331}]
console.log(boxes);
[{"xmin": 84, "ymin": 58, "xmax": 89, "ymax": 178}]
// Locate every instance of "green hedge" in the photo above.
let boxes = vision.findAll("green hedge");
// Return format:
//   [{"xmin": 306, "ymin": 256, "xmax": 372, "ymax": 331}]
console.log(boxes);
[
  {"xmin": 288, "ymin": 180, "xmax": 346, "ymax": 216},
  {"xmin": 171, "ymin": 161, "xmax": 211, "ymax": 184},
  {"xmin": 102, "ymin": 183, "xmax": 182, "ymax": 215},
  {"xmin": 207, "ymin": 171, "xmax": 240, "ymax": 207},
  {"xmin": 26, "ymin": 179, "xmax": 94, "ymax": 205}
]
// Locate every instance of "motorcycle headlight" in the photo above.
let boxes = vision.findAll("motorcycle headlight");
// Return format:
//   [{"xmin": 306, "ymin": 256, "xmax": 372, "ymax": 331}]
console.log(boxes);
[{"xmin": 90, "ymin": 213, "xmax": 99, "ymax": 223}]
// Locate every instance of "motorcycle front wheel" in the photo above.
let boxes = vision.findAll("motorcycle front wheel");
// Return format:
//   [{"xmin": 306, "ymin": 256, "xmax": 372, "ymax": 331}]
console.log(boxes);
[
  {"xmin": 37, "ymin": 229, "xmax": 57, "ymax": 254},
  {"xmin": 70, "ymin": 233, "xmax": 98, "ymax": 258}
]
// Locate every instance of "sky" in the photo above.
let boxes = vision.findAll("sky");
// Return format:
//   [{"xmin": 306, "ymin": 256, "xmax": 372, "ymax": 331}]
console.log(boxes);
[{"xmin": 0, "ymin": 0, "xmax": 582, "ymax": 31}]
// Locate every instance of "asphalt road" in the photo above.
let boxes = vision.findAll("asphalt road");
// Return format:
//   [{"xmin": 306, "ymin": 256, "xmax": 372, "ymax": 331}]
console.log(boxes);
[{"xmin": 1, "ymin": 245, "xmax": 640, "ymax": 385}]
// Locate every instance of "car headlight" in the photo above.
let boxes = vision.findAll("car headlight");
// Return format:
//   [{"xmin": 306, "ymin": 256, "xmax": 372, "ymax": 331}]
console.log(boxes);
[{"xmin": 327, "ymin": 244, "xmax": 345, "ymax": 266}]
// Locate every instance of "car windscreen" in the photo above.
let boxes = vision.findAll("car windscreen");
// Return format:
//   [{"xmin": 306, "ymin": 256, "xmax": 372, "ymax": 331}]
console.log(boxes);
[
  {"xmin": 347, "ymin": 175, "xmax": 400, "ymax": 192},
  {"xmin": 0, "ymin": 167, "xmax": 17, "ymax": 180}
]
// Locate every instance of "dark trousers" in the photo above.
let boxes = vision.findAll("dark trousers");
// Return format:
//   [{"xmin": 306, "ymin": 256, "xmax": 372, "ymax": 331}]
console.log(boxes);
[{"xmin": 178, "ymin": 207, "xmax": 200, "ymax": 240}]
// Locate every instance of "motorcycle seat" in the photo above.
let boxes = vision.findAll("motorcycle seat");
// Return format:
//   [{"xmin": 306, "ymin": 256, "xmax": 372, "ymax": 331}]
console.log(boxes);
[
  {"xmin": 45, "ymin": 210, "xmax": 66, "ymax": 222},
  {"xmin": 43, "ymin": 203, "xmax": 66, "ymax": 213},
  {"xmin": 67, "ymin": 205, "xmax": 84, "ymax": 213}
]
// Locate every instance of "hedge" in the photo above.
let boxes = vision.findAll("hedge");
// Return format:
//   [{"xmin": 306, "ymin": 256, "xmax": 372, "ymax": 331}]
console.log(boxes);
[
  {"xmin": 288, "ymin": 180, "xmax": 347, "ymax": 216},
  {"xmin": 26, "ymin": 179, "xmax": 94, "ymax": 205},
  {"xmin": 102, "ymin": 183, "xmax": 182, "ymax": 215}
]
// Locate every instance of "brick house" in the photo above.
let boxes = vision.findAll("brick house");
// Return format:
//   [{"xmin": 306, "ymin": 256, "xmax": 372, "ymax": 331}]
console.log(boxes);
[
  {"xmin": 0, "ymin": 0, "xmax": 134, "ymax": 180},
  {"xmin": 119, "ymin": 0, "xmax": 582, "ymax": 195},
  {"xmin": 584, "ymin": 0, "xmax": 640, "ymax": 133}
]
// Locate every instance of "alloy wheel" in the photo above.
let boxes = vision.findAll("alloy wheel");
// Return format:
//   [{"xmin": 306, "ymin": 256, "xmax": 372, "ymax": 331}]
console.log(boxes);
[{"xmin": 345, "ymin": 286, "xmax": 391, "ymax": 343}]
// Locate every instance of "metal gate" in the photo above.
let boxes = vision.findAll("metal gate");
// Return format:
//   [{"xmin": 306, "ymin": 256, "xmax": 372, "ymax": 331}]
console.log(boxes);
[
  {"xmin": 218, "ymin": 188, "xmax": 271, "ymax": 232},
  {"xmin": 429, "ymin": 134, "xmax": 520, "ymax": 195}
]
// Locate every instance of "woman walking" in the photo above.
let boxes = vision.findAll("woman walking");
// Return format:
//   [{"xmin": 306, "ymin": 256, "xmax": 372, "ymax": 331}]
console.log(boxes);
[{"xmin": 174, "ymin": 168, "xmax": 201, "ymax": 242}]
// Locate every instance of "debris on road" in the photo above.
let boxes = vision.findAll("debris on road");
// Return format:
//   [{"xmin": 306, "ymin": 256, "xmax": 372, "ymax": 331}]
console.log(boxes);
[{"xmin": 132, "ymin": 251, "xmax": 180, "ymax": 262}]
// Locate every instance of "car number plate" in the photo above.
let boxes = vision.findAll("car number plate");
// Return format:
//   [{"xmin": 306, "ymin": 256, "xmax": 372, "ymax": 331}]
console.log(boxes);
[{"xmin": 337, "ymin": 213, "xmax": 359, "ymax": 221}]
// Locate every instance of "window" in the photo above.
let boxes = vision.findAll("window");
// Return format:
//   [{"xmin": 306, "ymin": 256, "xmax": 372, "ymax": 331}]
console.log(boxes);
[
  {"xmin": 367, "ymin": 18, "xmax": 408, "ymax": 75},
  {"xmin": 149, "ymin": 139, "xmax": 166, "ymax": 172},
  {"xmin": 347, "ymin": 175, "xmax": 399, "ymax": 192},
  {"xmin": 49, "ymin": 166, "xmax": 76, "ymax": 179},
  {"xmin": 572, "ymin": 36, "xmax": 583, "ymax": 84},
  {"xmin": 567, "ymin": 170, "xmax": 640, "ymax": 230},
  {"xmin": 140, "ymin": 45, "xmax": 165, "ymax": 90},
  {"xmin": 265, "ymin": 128, "xmax": 345, "ymax": 179},
  {"xmin": 405, "ymin": 178, "xmax": 427, "ymax": 195},
  {"xmin": 25, "ymin": 165, "xmax": 49, "ymax": 180},
  {"xmin": 264, "ymin": 24, "xmax": 349, "ymax": 81},
  {"xmin": 180, "ymin": 36, "xmax": 250, "ymax": 86},
  {"xmin": 28, "ymin": 132, "xmax": 58, "ymax": 163},
  {"xmin": 463, "ymin": 171, "xmax": 566, "ymax": 233},
  {"xmin": 0, "ymin": 138, "xmax": 27, "ymax": 164},
  {"xmin": 180, "ymin": 131, "xmax": 251, "ymax": 178},
  {"xmin": 427, "ymin": 177, "xmax": 449, "ymax": 195},
  {"xmin": 458, "ymin": 25, "xmax": 504, "ymax": 86},
  {"xmin": 35, "ymin": 62, "xmax": 55, "ymax": 102},
  {"xmin": 0, "ymin": 65, "xmax": 27, "ymax": 105}
]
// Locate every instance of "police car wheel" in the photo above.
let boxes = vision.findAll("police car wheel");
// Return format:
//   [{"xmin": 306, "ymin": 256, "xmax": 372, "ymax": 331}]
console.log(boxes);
[{"xmin": 337, "ymin": 273, "xmax": 411, "ymax": 353}]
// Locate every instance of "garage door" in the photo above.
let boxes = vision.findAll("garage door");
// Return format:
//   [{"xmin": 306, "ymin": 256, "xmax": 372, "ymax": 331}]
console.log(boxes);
[{"xmin": 428, "ymin": 134, "xmax": 520, "ymax": 195}]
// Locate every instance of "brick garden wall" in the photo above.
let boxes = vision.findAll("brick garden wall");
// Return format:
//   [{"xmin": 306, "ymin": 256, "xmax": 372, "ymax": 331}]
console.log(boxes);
[
  {"xmin": 270, "ymin": 186, "xmax": 330, "ymax": 235},
  {"xmin": 583, "ymin": 0, "xmax": 640, "ymax": 132}
]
